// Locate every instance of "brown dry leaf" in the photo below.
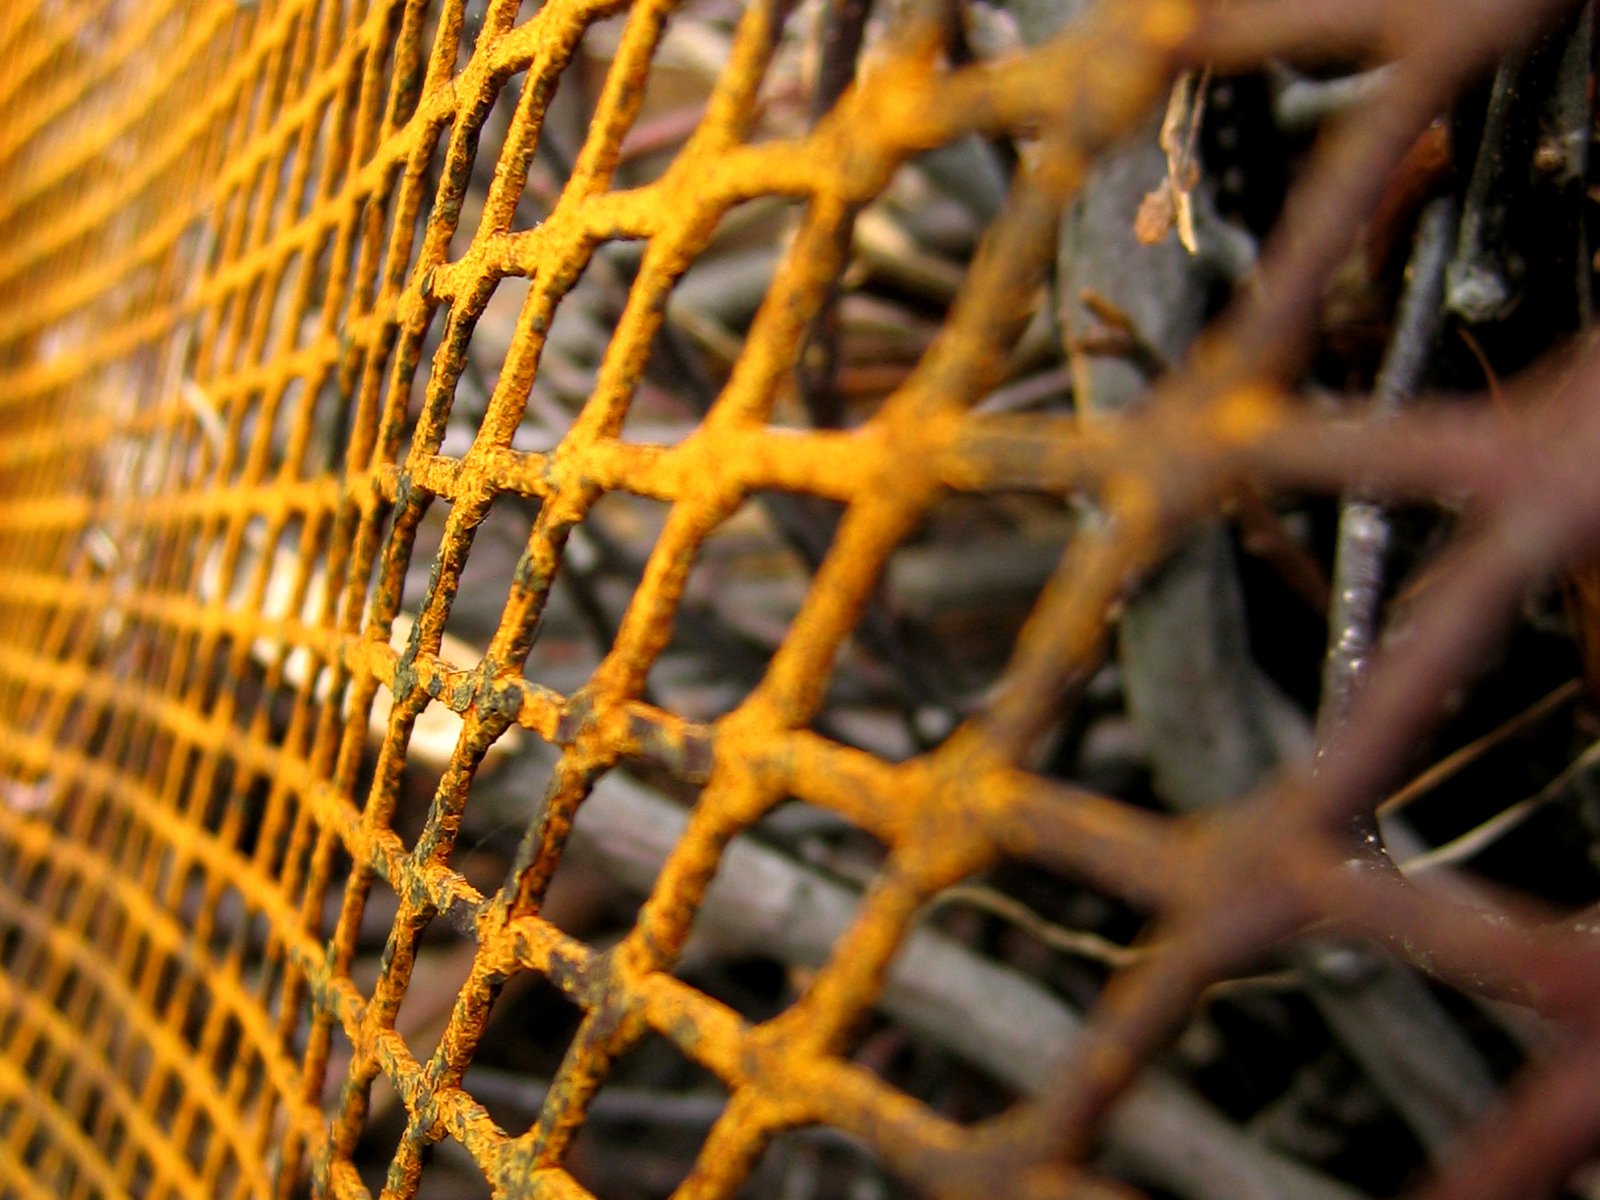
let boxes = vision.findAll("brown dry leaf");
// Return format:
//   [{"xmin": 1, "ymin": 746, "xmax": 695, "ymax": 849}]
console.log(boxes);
[
  {"xmin": 1136, "ymin": 68, "xmax": 1210, "ymax": 252},
  {"xmin": 1135, "ymin": 178, "xmax": 1178, "ymax": 245}
]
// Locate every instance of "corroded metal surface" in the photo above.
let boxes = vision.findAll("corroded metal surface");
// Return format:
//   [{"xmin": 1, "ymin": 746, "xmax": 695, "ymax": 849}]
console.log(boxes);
[{"xmin": 3, "ymin": 1, "xmax": 1600, "ymax": 1199}]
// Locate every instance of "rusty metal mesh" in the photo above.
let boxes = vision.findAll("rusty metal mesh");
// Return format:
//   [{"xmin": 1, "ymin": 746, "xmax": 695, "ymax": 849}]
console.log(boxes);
[{"xmin": 6, "ymin": 0, "xmax": 1600, "ymax": 1198}]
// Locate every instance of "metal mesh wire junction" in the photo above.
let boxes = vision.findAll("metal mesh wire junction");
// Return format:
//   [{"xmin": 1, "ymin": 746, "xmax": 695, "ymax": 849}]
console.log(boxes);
[{"xmin": 6, "ymin": 0, "xmax": 1600, "ymax": 1198}]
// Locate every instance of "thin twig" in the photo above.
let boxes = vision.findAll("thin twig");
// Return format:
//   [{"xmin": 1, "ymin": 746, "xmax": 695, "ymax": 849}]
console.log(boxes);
[
  {"xmin": 1317, "ymin": 196, "xmax": 1456, "ymax": 747},
  {"xmin": 1446, "ymin": 58, "xmax": 1524, "ymax": 322},
  {"xmin": 1378, "ymin": 677, "xmax": 1582, "ymax": 815},
  {"xmin": 1400, "ymin": 735, "xmax": 1600, "ymax": 874},
  {"xmin": 927, "ymin": 883, "xmax": 1145, "ymax": 968}
]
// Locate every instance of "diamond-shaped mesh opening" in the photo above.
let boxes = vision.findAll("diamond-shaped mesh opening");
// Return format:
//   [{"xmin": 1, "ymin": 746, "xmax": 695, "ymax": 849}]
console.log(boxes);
[
  {"xmin": 408, "ymin": 1146, "xmax": 498, "ymax": 1200},
  {"xmin": 742, "ymin": 1126, "xmax": 907, "ymax": 1200},
  {"xmin": 643, "ymin": 495, "xmax": 813, "ymax": 722},
  {"xmin": 616, "ymin": 198, "xmax": 800, "ymax": 446},
  {"xmin": 458, "ymin": 973, "xmax": 588, "ymax": 1119},
  {"xmin": 564, "ymin": 1028, "xmax": 730, "ymax": 1195}
]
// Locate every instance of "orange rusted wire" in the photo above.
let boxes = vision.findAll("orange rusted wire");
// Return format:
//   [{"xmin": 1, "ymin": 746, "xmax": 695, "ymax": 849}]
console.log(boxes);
[
  {"xmin": 0, "ymin": 3, "xmax": 1196, "ymax": 1195},
  {"xmin": 5, "ymin": 1, "xmax": 1600, "ymax": 1199}
]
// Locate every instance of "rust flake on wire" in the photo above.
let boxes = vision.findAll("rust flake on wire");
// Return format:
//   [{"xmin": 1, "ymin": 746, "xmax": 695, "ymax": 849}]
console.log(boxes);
[{"xmin": 1, "ymin": 1, "xmax": 1599, "ymax": 1199}]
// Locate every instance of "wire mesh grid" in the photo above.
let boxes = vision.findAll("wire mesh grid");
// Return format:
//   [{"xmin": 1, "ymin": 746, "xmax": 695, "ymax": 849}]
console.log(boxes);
[{"xmin": 5, "ymin": 0, "xmax": 1600, "ymax": 1198}]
